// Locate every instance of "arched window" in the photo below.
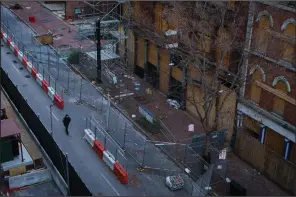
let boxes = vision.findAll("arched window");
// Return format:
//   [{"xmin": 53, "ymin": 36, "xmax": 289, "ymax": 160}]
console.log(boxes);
[
  {"xmin": 249, "ymin": 66, "xmax": 265, "ymax": 104},
  {"xmin": 281, "ymin": 18, "xmax": 296, "ymax": 64},
  {"xmin": 272, "ymin": 76, "xmax": 291, "ymax": 116},
  {"xmin": 255, "ymin": 11, "xmax": 273, "ymax": 53}
]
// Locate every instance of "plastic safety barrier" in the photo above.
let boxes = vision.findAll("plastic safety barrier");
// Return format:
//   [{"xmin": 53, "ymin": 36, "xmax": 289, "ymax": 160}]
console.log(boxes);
[
  {"xmin": 26, "ymin": 61, "xmax": 33, "ymax": 73},
  {"xmin": 113, "ymin": 162, "xmax": 128, "ymax": 184},
  {"xmin": 93, "ymin": 140, "xmax": 104, "ymax": 159},
  {"xmin": 82, "ymin": 128, "xmax": 128, "ymax": 184},
  {"xmin": 18, "ymin": 51, "xmax": 23, "ymax": 62},
  {"xmin": 1, "ymin": 28, "xmax": 65, "ymax": 110},
  {"xmin": 31, "ymin": 67, "xmax": 37, "ymax": 80},
  {"xmin": 22, "ymin": 56, "xmax": 28, "ymax": 68},
  {"xmin": 53, "ymin": 94, "xmax": 64, "ymax": 110},
  {"xmin": 102, "ymin": 151, "xmax": 115, "ymax": 171},
  {"xmin": 41, "ymin": 80, "xmax": 49, "ymax": 93},
  {"xmin": 36, "ymin": 73, "xmax": 43, "ymax": 86},
  {"xmin": 83, "ymin": 129, "xmax": 95, "ymax": 147},
  {"xmin": 13, "ymin": 45, "xmax": 18, "ymax": 57}
]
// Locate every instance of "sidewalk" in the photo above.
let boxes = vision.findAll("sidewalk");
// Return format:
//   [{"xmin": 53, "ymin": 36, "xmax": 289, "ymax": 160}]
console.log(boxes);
[
  {"xmin": 5, "ymin": 2, "xmax": 290, "ymax": 196},
  {"xmin": 3, "ymin": 1, "xmax": 94, "ymax": 50},
  {"xmin": 3, "ymin": 1, "xmax": 205, "ymax": 143}
]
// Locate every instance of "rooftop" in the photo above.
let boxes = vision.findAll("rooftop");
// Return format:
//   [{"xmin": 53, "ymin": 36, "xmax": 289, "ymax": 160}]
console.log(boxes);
[{"xmin": 0, "ymin": 119, "xmax": 22, "ymax": 138}]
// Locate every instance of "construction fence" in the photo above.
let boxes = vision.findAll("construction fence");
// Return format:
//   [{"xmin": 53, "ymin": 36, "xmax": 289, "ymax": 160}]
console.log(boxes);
[{"xmin": 2, "ymin": 5, "xmax": 231, "ymax": 196}]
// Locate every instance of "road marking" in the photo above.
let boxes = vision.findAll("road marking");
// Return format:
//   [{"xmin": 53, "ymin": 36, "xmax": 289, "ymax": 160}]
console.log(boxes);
[
  {"xmin": 46, "ymin": 106, "xmax": 59, "ymax": 121},
  {"xmin": 101, "ymin": 173, "xmax": 120, "ymax": 196},
  {"xmin": 12, "ymin": 63, "xmax": 21, "ymax": 74}
]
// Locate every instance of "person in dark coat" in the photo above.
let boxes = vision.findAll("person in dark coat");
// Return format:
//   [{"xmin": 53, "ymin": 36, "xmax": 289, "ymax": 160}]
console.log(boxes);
[{"xmin": 62, "ymin": 114, "xmax": 71, "ymax": 135}]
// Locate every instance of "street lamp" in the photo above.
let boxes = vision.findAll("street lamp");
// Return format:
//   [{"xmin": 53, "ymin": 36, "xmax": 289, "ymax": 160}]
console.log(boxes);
[{"xmin": 50, "ymin": 102, "xmax": 56, "ymax": 136}]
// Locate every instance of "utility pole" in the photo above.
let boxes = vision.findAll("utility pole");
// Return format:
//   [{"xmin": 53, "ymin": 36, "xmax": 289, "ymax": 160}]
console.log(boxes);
[
  {"xmin": 96, "ymin": 19, "xmax": 102, "ymax": 83},
  {"xmin": 50, "ymin": 102, "xmax": 55, "ymax": 136}
]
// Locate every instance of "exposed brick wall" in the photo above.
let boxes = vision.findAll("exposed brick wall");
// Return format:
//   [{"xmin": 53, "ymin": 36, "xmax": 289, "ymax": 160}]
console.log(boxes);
[
  {"xmin": 284, "ymin": 102, "xmax": 296, "ymax": 126},
  {"xmin": 252, "ymin": 2, "xmax": 296, "ymax": 62},
  {"xmin": 259, "ymin": 89, "xmax": 274, "ymax": 111},
  {"xmin": 246, "ymin": 2, "xmax": 296, "ymax": 128}
]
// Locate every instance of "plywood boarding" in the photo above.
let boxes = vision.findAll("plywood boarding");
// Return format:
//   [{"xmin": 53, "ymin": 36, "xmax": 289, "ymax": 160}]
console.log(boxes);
[
  {"xmin": 127, "ymin": 29, "xmax": 135, "ymax": 53},
  {"xmin": 136, "ymin": 36, "xmax": 145, "ymax": 68},
  {"xmin": 186, "ymin": 84, "xmax": 205, "ymax": 118},
  {"xmin": 159, "ymin": 48, "xmax": 170, "ymax": 93},
  {"xmin": 171, "ymin": 67, "xmax": 182, "ymax": 82},
  {"xmin": 244, "ymin": 116, "xmax": 260, "ymax": 133},
  {"xmin": 154, "ymin": 2, "xmax": 167, "ymax": 33},
  {"xmin": 235, "ymin": 129, "xmax": 265, "ymax": 171},
  {"xmin": 265, "ymin": 128, "xmax": 285, "ymax": 156},
  {"xmin": 148, "ymin": 42, "xmax": 158, "ymax": 66},
  {"xmin": 35, "ymin": 34, "xmax": 53, "ymax": 45},
  {"xmin": 9, "ymin": 165, "xmax": 26, "ymax": 177},
  {"xmin": 290, "ymin": 143, "xmax": 296, "ymax": 164}
]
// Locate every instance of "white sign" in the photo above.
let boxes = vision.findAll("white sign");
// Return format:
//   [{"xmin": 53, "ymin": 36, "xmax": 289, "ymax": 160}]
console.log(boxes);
[
  {"xmin": 219, "ymin": 148, "xmax": 227, "ymax": 160},
  {"xmin": 139, "ymin": 105, "xmax": 154, "ymax": 123}
]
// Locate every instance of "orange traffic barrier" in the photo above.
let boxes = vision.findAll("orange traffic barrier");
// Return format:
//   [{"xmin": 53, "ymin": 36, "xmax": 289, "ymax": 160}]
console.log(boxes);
[
  {"xmin": 22, "ymin": 56, "xmax": 28, "ymax": 68},
  {"xmin": 41, "ymin": 80, "xmax": 49, "ymax": 93},
  {"xmin": 31, "ymin": 67, "xmax": 37, "ymax": 80},
  {"xmin": 93, "ymin": 139, "xmax": 105, "ymax": 159},
  {"xmin": 113, "ymin": 162, "xmax": 128, "ymax": 184},
  {"xmin": 53, "ymin": 94, "xmax": 64, "ymax": 109}
]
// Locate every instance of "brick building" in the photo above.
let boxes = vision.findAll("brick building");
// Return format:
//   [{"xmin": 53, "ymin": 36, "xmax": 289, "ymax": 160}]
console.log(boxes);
[
  {"xmin": 237, "ymin": 1, "xmax": 296, "ymax": 164},
  {"xmin": 120, "ymin": 1, "xmax": 249, "ymax": 140}
]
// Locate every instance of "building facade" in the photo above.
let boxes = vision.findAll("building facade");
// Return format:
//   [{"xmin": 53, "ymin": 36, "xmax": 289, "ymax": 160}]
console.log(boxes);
[
  {"xmin": 237, "ymin": 1, "xmax": 296, "ymax": 163},
  {"xmin": 120, "ymin": 1, "xmax": 249, "ymax": 140}
]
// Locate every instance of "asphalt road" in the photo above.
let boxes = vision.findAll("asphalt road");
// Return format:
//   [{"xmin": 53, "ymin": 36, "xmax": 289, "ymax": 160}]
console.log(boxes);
[{"xmin": 1, "ymin": 6, "xmax": 193, "ymax": 196}]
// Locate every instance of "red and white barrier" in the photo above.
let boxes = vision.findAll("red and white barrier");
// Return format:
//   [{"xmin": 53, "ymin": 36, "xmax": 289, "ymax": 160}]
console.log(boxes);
[
  {"xmin": 83, "ymin": 129, "xmax": 128, "ymax": 184},
  {"xmin": 1, "ymin": 28, "xmax": 64, "ymax": 110}
]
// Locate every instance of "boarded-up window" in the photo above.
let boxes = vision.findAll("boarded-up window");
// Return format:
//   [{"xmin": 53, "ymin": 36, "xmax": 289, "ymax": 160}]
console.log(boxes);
[
  {"xmin": 265, "ymin": 128, "xmax": 284, "ymax": 156},
  {"xmin": 171, "ymin": 67, "xmax": 182, "ymax": 82},
  {"xmin": 244, "ymin": 116, "xmax": 260, "ymax": 135},
  {"xmin": 198, "ymin": 33, "xmax": 211, "ymax": 54},
  {"xmin": 159, "ymin": 49, "xmax": 170, "ymax": 93},
  {"xmin": 282, "ymin": 23, "xmax": 296, "ymax": 64},
  {"xmin": 122, "ymin": 3, "xmax": 130, "ymax": 18},
  {"xmin": 216, "ymin": 50, "xmax": 231, "ymax": 67},
  {"xmin": 133, "ymin": 2, "xmax": 140, "ymax": 21},
  {"xmin": 250, "ymin": 70, "xmax": 262, "ymax": 104},
  {"xmin": 256, "ymin": 16, "xmax": 271, "ymax": 53},
  {"xmin": 136, "ymin": 37, "xmax": 145, "ymax": 68},
  {"xmin": 272, "ymin": 81, "xmax": 287, "ymax": 116},
  {"xmin": 216, "ymin": 28, "xmax": 231, "ymax": 66},
  {"xmin": 148, "ymin": 42, "xmax": 158, "ymax": 66},
  {"xmin": 154, "ymin": 2, "xmax": 167, "ymax": 33},
  {"xmin": 282, "ymin": 43, "xmax": 296, "ymax": 64}
]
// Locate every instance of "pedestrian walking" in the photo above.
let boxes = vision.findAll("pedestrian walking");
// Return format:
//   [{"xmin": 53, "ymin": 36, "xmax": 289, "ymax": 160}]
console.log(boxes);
[{"xmin": 63, "ymin": 114, "xmax": 71, "ymax": 136}]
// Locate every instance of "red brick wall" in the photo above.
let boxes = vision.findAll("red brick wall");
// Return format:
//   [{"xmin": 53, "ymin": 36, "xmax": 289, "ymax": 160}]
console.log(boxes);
[
  {"xmin": 252, "ymin": 3, "xmax": 296, "ymax": 60},
  {"xmin": 246, "ymin": 2, "xmax": 296, "ymax": 127}
]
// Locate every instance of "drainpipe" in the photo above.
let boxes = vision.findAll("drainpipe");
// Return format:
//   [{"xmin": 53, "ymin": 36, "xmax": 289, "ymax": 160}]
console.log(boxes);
[
  {"xmin": 144, "ymin": 39, "xmax": 148, "ymax": 80},
  {"xmin": 156, "ymin": 46, "xmax": 160, "ymax": 89},
  {"xmin": 237, "ymin": 2, "xmax": 254, "ymax": 128},
  {"xmin": 240, "ymin": 2, "xmax": 254, "ymax": 98}
]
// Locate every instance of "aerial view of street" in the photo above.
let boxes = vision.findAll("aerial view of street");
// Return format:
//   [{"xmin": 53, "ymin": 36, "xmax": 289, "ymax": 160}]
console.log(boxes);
[{"xmin": 1, "ymin": 1, "xmax": 295, "ymax": 196}]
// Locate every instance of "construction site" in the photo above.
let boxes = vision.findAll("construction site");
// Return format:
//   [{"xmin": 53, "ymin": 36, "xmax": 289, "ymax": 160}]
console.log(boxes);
[{"xmin": 1, "ymin": 0, "xmax": 295, "ymax": 196}]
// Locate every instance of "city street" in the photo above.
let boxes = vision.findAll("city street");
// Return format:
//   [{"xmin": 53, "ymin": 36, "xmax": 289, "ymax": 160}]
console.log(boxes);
[{"xmin": 1, "ymin": 7, "xmax": 192, "ymax": 196}]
